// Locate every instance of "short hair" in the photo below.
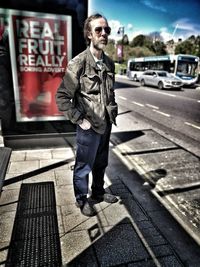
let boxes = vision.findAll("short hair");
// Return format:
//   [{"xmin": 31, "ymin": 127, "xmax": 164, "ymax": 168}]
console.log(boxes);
[{"xmin": 83, "ymin": 13, "xmax": 108, "ymax": 46}]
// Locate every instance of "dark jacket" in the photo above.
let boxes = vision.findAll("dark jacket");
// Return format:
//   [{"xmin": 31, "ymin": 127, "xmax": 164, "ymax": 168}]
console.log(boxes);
[{"xmin": 56, "ymin": 47, "xmax": 118, "ymax": 134}]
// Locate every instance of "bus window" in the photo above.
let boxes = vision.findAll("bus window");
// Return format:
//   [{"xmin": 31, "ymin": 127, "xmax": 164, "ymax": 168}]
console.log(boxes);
[
  {"xmin": 169, "ymin": 61, "xmax": 175, "ymax": 73},
  {"xmin": 130, "ymin": 62, "xmax": 134, "ymax": 71},
  {"xmin": 177, "ymin": 61, "xmax": 198, "ymax": 77}
]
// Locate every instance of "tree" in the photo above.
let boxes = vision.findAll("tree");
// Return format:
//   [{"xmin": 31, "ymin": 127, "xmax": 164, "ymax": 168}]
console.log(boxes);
[
  {"xmin": 130, "ymin": 35, "xmax": 153, "ymax": 49},
  {"xmin": 175, "ymin": 40, "xmax": 191, "ymax": 54},
  {"xmin": 130, "ymin": 34, "xmax": 158, "ymax": 53},
  {"xmin": 153, "ymin": 41, "xmax": 167, "ymax": 55},
  {"xmin": 194, "ymin": 35, "xmax": 200, "ymax": 57},
  {"xmin": 130, "ymin": 34, "xmax": 146, "ymax": 47},
  {"xmin": 129, "ymin": 46, "xmax": 154, "ymax": 57},
  {"xmin": 122, "ymin": 34, "xmax": 129, "ymax": 45},
  {"xmin": 104, "ymin": 39, "xmax": 116, "ymax": 60},
  {"xmin": 175, "ymin": 35, "xmax": 200, "ymax": 57},
  {"xmin": 117, "ymin": 34, "xmax": 129, "ymax": 46},
  {"xmin": 106, "ymin": 34, "xmax": 200, "ymax": 65}
]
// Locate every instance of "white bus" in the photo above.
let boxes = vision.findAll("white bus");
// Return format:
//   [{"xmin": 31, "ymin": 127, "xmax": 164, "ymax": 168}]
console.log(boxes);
[{"xmin": 127, "ymin": 54, "xmax": 199, "ymax": 86}]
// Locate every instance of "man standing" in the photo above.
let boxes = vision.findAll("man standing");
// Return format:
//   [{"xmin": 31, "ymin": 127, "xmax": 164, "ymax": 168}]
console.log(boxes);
[{"xmin": 56, "ymin": 13, "xmax": 118, "ymax": 217}]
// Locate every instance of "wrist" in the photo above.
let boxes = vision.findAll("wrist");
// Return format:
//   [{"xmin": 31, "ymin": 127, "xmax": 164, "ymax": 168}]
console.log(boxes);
[{"xmin": 77, "ymin": 119, "xmax": 83, "ymax": 125}]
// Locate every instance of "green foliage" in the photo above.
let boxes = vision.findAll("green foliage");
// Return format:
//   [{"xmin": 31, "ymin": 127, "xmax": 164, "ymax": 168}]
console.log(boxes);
[
  {"xmin": 123, "ymin": 34, "xmax": 129, "ymax": 45},
  {"xmin": 115, "ymin": 63, "xmax": 126, "ymax": 74},
  {"xmin": 104, "ymin": 43, "xmax": 155, "ymax": 63},
  {"xmin": 153, "ymin": 41, "xmax": 167, "ymax": 55},
  {"xmin": 126, "ymin": 46, "xmax": 154, "ymax": 58},
  {"xmin": 175, "ymin": 35, "xmax": 200, "ymax": 57},
  {"xmin": 105, "ymin": 34, "xmax": 200, "ymax": 66},
  {"xmin": 130, "ymin": 34, "xmax": 147, "ymax": 47},
  {"xmin": 105, "ymin": 41, "xmax": 116, "ymax": 60}
]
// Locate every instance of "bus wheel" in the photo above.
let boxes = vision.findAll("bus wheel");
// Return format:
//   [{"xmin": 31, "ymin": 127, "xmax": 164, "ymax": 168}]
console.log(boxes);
[
  {"xmin": 141, "ymin": 79, "xmax": 145, "ymax": 86},
  {"xmin": 158, "ymin": 81, "xmax": 163, "ymax": 90}
]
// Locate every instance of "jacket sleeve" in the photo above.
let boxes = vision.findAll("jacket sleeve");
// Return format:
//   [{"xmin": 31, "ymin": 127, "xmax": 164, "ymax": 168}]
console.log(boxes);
[
  {"xmin": 110, "ymin": 61, "xmax": 117, "ymax": 104},
  {"xmin": 106, "ymin": 60, "xmax": 118, "ymax": 125},
  {"xmin": 55, "ymin": 62, "xmax": 83, "ymax": 124}
]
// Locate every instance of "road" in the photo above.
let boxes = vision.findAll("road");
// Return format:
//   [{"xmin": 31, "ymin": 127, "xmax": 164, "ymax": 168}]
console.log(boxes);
[{"xmin": 114, "ymin": 76, "xmax": 200, "ymax": 157}]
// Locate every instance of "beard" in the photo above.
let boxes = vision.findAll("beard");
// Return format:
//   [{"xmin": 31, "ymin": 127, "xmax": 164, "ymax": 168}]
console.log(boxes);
[{"xmin": 93, "ymin": 38, "xmax": 108, "ymax": 50}]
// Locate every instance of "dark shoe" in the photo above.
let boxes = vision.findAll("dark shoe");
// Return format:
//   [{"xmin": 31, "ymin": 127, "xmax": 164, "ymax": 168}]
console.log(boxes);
[
  {"xmin": 76, "ymin": 200, "xmax": 97, "ymax": 217},
  {"xmin": 91, "ymin": 193, "xmax": 118, "ymax": 203}
]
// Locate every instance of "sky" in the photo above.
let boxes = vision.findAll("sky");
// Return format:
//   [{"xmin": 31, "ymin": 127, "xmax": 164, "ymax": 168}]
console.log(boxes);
[{"xmin": 88, "ymin": 0, "xmax": 200, "ymax": 43}]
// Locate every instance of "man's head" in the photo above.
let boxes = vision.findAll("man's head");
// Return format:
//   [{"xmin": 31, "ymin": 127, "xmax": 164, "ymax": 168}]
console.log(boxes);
[{"xmin": 84, "ymin": 13, "xmax": 111, "ymax": 50}]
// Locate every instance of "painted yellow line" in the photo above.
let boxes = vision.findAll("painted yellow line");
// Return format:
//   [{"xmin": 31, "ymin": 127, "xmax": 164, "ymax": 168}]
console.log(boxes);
[{"xmin": 185, "ymin": 122, "xmax": 200, "ymax": 130}]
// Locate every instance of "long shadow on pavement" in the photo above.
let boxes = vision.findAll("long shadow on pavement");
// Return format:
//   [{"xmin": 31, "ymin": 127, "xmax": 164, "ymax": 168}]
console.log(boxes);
[
  {"xmin": 63, "ymin": 129, "xmax": 200, "ymax": 266},
  {"xmin": 3, "ymin": 158, "xmax": 74, "ymax": 186}
]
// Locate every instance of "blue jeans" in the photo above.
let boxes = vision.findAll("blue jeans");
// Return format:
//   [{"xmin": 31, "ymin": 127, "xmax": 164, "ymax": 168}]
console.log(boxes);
[{"xmin": 73, "ymin": 124, "xmax": 112, "ymax": 204}]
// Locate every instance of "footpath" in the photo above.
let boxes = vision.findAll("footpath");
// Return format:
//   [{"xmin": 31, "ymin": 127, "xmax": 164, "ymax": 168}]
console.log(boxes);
[{"xmin": 0, "ymin": 104, "xmax": 200, "ymax": 266}]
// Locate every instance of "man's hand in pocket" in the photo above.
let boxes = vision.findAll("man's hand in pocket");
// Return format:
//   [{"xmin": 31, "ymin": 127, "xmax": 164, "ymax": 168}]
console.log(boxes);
[{"xmin": 79, "ymin": 118, "xmax": 91, "ymax": 130}]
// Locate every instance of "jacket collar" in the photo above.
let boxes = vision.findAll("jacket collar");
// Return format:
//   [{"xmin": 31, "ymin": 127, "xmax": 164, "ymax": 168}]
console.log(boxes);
[{"xmin": 86, "ymin": 46, "xmax": 112, "ymax": 72}]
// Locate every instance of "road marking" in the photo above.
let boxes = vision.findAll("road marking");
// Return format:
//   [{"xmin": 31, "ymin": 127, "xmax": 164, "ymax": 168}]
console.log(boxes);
[
  {"xmin": 153, "ymin": 109, "xmax": 171, "ymax": 117},
  {"xmin": 198, "ymin": 100, "xmax": 200, "ymax": 103},
  {"xmin": 118, "ymin": 96, "xmax": 127, "ymax": 100},
  {"xmin": 146, "ymin": 104, "xmax": 159, "ymax": 109},
  {"xmin": 131, "ymin": 101, "xmax": 144, "ymax": 107},
  {"xmin": 145, "ymin": 88, "xmax": 176, "ymax": 97},
  {"xmin": 185, "ymin": 122, "xmax": 200, "ymax": 130}
]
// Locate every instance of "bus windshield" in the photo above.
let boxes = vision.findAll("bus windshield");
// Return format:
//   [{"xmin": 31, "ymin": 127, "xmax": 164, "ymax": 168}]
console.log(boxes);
[{"xmin": 176, "ymin": 60, "xmax": 198, "ymax": 78}]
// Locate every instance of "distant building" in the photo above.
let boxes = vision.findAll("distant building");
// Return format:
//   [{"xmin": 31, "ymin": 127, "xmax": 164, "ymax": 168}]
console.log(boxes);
[{"xmin": 166, "ymin": 38, "xmax": 182, "ymax": 54}]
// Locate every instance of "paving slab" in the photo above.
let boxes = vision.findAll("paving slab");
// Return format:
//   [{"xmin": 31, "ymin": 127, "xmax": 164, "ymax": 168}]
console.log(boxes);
[
  {"xmin": 8, "ymin": 160, "xmax": 39, "ymax": 174},
  {"xmin": 94, "ymin": 223, "xmax": 150, "ymax": 266},
  {"xmin": 61, "ymin": 230, "xmax": 97, "ymax": 266},
  {"xmin": 126, "ymin": 149, "xmax": 200, "ymax": 190},
  {"xmin": 111, "ymin": 129, "xmax": 200, "ymax": 247},
  {"xmin": 111, "ymin": 130, "xmax": 177, "ymax": 153},
  {"xmin": 153, "ymin": 188, "xmax": 200, "ymax": 247}
]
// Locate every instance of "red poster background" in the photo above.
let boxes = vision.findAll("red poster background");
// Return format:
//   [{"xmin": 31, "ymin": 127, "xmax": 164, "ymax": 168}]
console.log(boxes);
[{"xmin": 0, "ymin": 15, "xmax": 5, "ymax": 41}]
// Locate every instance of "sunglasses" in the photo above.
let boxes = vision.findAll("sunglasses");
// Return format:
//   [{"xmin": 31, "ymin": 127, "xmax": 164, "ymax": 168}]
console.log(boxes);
[{"xmin": 94, "ymin": 26, "xmax": 111, "ymax": 35}]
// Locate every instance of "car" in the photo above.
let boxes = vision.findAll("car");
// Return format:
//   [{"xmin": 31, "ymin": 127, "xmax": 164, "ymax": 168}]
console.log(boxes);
[{"xmin": 139, "ymin": 70, "xmax": 183, "ymax": 90}]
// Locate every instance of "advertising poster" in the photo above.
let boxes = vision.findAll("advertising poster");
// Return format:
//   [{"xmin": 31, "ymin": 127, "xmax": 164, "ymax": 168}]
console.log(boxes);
[{"xmin": 8, "ymin": 10, "xmax": 72, "ymax": 121}]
